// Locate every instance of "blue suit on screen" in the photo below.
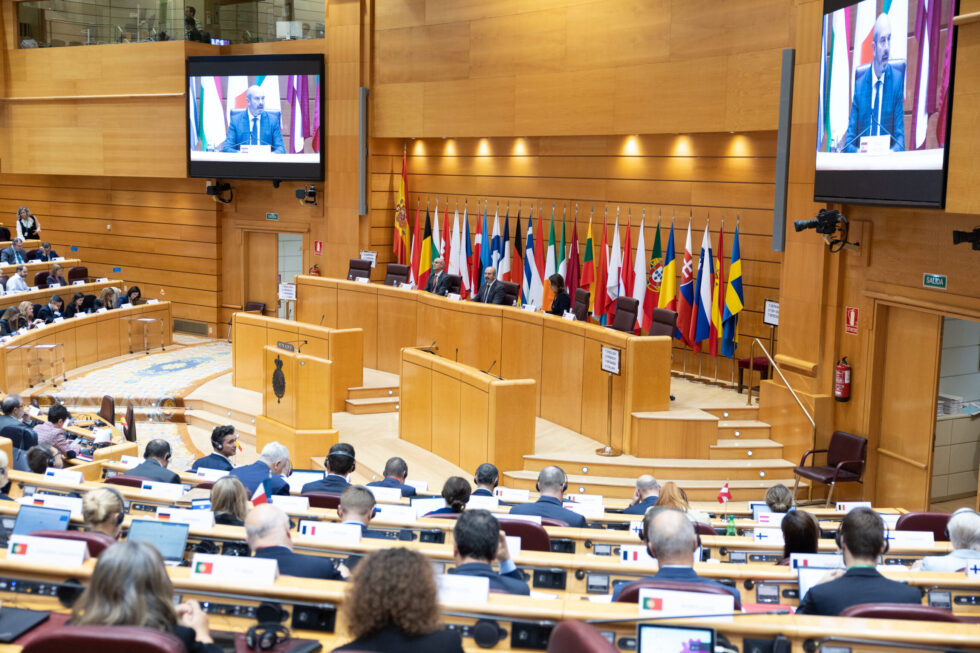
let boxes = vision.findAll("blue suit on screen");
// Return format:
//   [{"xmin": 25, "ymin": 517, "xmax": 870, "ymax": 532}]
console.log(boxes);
[
  {"xmin": 222, "ymin": 110, "xmax": 285, "ymax": 153},
  {"xmin": 842, "ymin": 62, "xmax": 905, "ymax": 153}
]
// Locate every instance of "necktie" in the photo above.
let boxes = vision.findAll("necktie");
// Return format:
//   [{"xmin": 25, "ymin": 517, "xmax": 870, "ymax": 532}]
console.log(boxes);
[
  {"xmin": 251, "ymin": 117, "xmax": 258, "ymax": 145},
  {"xmin": 872, "ymin": 80, "xmax": 881, "ymax": 136},
  {"xmin": 485, "ymin": 282, "xmax": 492, "ymax": 302}
]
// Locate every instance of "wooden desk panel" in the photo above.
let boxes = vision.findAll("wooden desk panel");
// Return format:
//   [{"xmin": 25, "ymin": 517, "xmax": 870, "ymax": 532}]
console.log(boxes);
[
  {"xmin": 0, "ymin": 258, "xmax": 81, "ymax": 277},
  {"xmin": 337, "ymin": 284, "xmax": 378, "ymax": 369},
  {"xmin": 430, "ymin": 367, "xmax": 462, "ymax": 466},
  {"xmin": 399, "ymin": 354, "xmax": 432, "ymax": 450},
  {"xmin": 0, "ymin": 280, "xmax": 116, "ymax": 315},
  {"xmin": 376, "ymin": 285, "xmax": 418, "ymax": 372},
  {"xmin": 540, "ymin": 322, "xmax": 584, "ymax": 431}
]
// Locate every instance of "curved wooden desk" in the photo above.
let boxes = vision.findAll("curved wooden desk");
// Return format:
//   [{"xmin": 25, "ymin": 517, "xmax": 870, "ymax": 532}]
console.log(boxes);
[
  {"xmin": 296, "ymin": 276, "xmax": 671, "ymax": 454},
  {"xmin": 0, "ymin": 258, "xmax": 81, "ymax": 278},
  {"xmin": 0, "ymin": 279, "xmax": 118, "ymax": 314}
]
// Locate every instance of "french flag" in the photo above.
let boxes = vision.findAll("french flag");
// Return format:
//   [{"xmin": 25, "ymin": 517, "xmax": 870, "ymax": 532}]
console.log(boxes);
[{"xmin": 252, "ymin": 478, "xmax": 274, "ymax": 506}]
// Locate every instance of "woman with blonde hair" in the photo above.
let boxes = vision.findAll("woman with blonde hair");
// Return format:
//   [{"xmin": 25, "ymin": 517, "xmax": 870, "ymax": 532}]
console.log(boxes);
[
  {"xmin": 1, "ymin": 306, "xmax": 25, "ymax": 336},
  {"xmin": 210, "ymin": 476, "xmax": 250, "ymax": 526},
  {"xmin": 71, "ymin": 540, "xmax": 220, "ymax": 652},
  {"xmin": 46, "ymin": 262, "xmax": 67, "ymax": 287},
  {"xmin": 82, "ymin": 487, "xmax": 125, "ymax": 539},
  {"xmin": 334, "ymin": 548, "xmax": 463, "ymax": 652},
  {"xmin": 654, "ymin": 481, "xmax": 711, "ymax": 525},
  {"xmin": 97, "ymin": 286, "xmax": 120, "ymax": 311}
]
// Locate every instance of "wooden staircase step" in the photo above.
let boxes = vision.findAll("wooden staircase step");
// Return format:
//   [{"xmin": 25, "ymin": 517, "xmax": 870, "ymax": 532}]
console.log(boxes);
[
  {"xmin": 347, "ymin": 385, "xmax": 399, "ymax": 400},
  {"xmin": 709, "ymin": 439, "xmax": 784, "ymax": 460},
  {"xmin": 521, "ymin": 454, "xmax": 795, "ymax": 481},
  {"xmin": 184, "ymin": 410, "xmax": 256, "ymax": 445},
  {"xmin": 345, "ymin": 397, "xmax": 400, "ymax": 414},
  {"xmin": 701, "ymin": 407, "xmax": 760, "ymax": 421},
  {"xmin": 716, "ymin": 419, "xmax": 772, "ymax": 439}
]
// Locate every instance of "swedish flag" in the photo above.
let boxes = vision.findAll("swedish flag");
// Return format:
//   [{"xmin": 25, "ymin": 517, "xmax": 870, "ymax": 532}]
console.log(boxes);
[{"xmin": 721, "ymin": 226, "xmax": 744, "ymax": 359}]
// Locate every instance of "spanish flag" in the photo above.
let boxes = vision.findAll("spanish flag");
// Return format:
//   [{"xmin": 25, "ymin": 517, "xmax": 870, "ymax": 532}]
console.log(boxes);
[
  {"xmin": 392, "ymin": 147, "xmax": 411, "ymax": 265},
  {"xmin": 417, "ymin": 208, "xmax": 433, "ymax": 290}
]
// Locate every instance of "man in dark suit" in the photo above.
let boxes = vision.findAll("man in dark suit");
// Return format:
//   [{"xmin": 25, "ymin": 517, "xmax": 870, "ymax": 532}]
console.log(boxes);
[
  {"xmin": 301, "ymin": 442, "xmax": 355, "ymax": 494},
  {"xmin": 190, "ymin": 425, "xmax": 237, "ymax": 472},
  {"xmin": 128, "ymin": 439, "xmax": 181, "ymax": 484},
  {"xmin": 37, "ymin": 296, "xmax": 63, "ymax": 323},
  {"xmin": 797, "ymin": 507, "xmax": 922, "ymax": 615},
  {"xmin": 424, "ymin": 257, "xmax": 453, "ymax": 296},
  {"xmin": 221, "ymin": 85, "xmax": 285, "ymax": 154},
  {"xmin": 473, "ymin": 266, "xmax": 508, "ymax": 305},
  {"xmin": 508, "ymin": 466, "xmax": 586, "ymax": 528},
  {"xmin": 229, "ymin": 441, "xmax": 291, "ymax": 496},
  {"xmin": 472, "ymin": 463, "xmax": 499, "ymax": 497},
  {"xmin": 0, "ymin": 395, "xmax": 38, "ymax": 454},
  {"xmin": 842, "ymin": 13, "xmax": 905, "ymax": 153},
  {"xmin": 449, "ymin": 509, "xmax": 530, "ymax": 595},
  {"xmin": 1, "ymin": 238, "xmax": 27, "ymax": 265},
  {"xmin": 246, "ymin": 503, "xmax": 344, "ymax": 580},
  {"xmin": 33, "ymin": 242, "xmax": 59, "ymax": 262},
  {"xmin": 611, "ymin": 508, "xmax": 742, "ymax": 603},
  {"xmin": 623, "ymin": 475, "xmax": 660, "ymax": 515},
  {"xmin": 366, "ymin": 456, "xmax": 416, "ymax": 497}
]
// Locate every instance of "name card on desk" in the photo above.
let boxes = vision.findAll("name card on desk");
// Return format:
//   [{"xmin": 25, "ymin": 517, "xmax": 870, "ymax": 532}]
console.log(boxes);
[
  {"xmin": 836, "ymin": 501, "xmax": 872, "ymax": 513},
  {"xmin": 399, "ymin": 282, "xmax": 414, "ymax": 290},
  {"xmin": 521, "ymin": 303, "xmax": 537, "ymax": 312},
  {"xmin": 119, "ymin": 455, "xmax": 141, "ymax": 468},
  {"xmin": 620, "ymin": 544, "xmax": 655, "ymax": 564},
  {"xmin": 494, "ymin": 487, "xmax": 530, "ymax": 502},
  {"xmin": 191, "ymin": 553, "xmax": 278, "ymax": 586},
  {"xmin": 158, "ymin": 507, "xmax": 215, "ymax": 528},
  {"xmin": 97, "ymin": 308, "xmax": 108, "ymax": 314},
  {"xmin": 29, "ymin": 286, "xmax": 38, "ymax": 292},
  {"xmin": 97, "ymin": 277, "xmax": 109, "ymax": 283},
  {"xmin": 354, "ymin": 276, "xmax": 370, "ymax": 284},
  {"xmin": 194, "ymin": 467, "xmax": 229, "ymax": 482},
  {"xmin": 367, "ymin": 486, "xmax": 403, "ymax": 504},
  {"xmin": 53, "ymin": 257, "xmax": 65, "ymax": 262},
  {"xmin": 298, "ymin": 520, "xmax": 361, "ymax": 544},
  {"xmin": 751, "ymin": 528, "xmax": 785, "ymax": 546},
  {"xmin": 878, "ymin": 513, "xmax": 900, "ymax": 529},
  {"xmin": 412, "ymin": 497, "xmax": 446, "ymax": 518},
  {"xmin": 49, "ymin": 283, "xmax": 61, "ymax": 288},
  {"xmin": 789, "ymin": 553, "xmax": 844, "ymax": 569},
  {"xmin": 375, "ymin": 504, "xmax": 417, "ymax": 523},
  {"xmin": 755, "ymin": 512, "xmax": 786, "ymax": 526},
  {"xmin": 73, "ymin": 280, "xmax": 85, "ymax": 286},
  {"xmin": 638, "ymin": 588, "xmax": 734, "ymax": 618},
  {"xmin": 504, "ymin": 535, "xmax": 522, "ymax": 559},
  {"xmin": 437, "ymin": 573, "xmax": 489, "ymax": 605},
  {"xmin": 120, "ymin": 303, "xmax": 134, "ymax": 309},
  {"xmin": 141, "ymin": 481, "xmax": 185, "ymax": 500},
  {"xmin": 93, "ymin": 428, "xmax": 112, "ymax": 444},
  {"xmin": 565, "ymin": 493, "xmax": 604, "ymax": 504},
  {"xmin": 446, "ymin": 293, "xmax": 461, "ymax": 301},
  {"xmin": 562, "ymin": 311, "xmax": 577, "ymax": 321},
  {"xmin": 53, "ymin": 316, "xmax": 64, "ymax": 323},
  {"xmin": 147, "ymin": 298, "xmax": 160, "ymax": 304},
  {"xmin": 271, "ymin": 495, "xmax": 310, "ymax": 512},
  {"xmin": 466, "ymin": 495, "xmax": 499, "ymax": 511},
  {"xmin": 9, "ymin": 535, "xmax": 88, "ymax": 566},
  {"xmin": 18, "ymin": 494, "xmax": 83, "ymax": 518},
  {"xmin": 629, "ymin": 520, "xmax": 644, "ymax": 539},
  {"xmin": 405, "ymin": 479, "xmax": 427, "ymax": 492},
  {"xmin": 44, "ymin": 468, "xmax": 82, "ymax": 485},
  {"xmin": 887, "ymin": 530, "xmax": 935, "ymax": 547},
  {"xmin": 27, "ymin": 405, "xmax": 41, "ymax": 418},
  {"xmin": 562, "ymin": 501, "xmax": 604, "ymax": 518}
]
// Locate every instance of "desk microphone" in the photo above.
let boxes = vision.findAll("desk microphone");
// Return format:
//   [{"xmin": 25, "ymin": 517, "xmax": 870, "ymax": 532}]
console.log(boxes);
[
  {"xmin": 319, "ymin": 313, "xmax": 325, "ymax": 326},
  {"xmin": 420, "ymin": 340, "xmax": 438, "ymax": 354},
  {"xmin": 485, "ymin": 360, "xmax": 498, "ymax": 376}
]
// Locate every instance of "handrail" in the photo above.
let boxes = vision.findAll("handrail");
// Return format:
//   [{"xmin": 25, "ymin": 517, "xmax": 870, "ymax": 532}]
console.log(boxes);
[{"xmin": 745, "ymin": 338, "xmax": 817, "ymax": 443}]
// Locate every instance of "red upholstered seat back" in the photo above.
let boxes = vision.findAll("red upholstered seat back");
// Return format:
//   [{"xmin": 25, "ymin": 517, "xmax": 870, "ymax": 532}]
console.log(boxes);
[
  {"xmin": 496, "ymin": 518, "xmax": 551, "ymax": 552},
  {"xmin": 614, "ymin": 579, "xmax": 741, "ymax": 610},
  {"xmin": 826, "ymin": 431, "xmax": 867, "ymax": 475},
  {"xmin": 302, "ymin": 492, "xmax": 342, "ymax": 509},
  {"xmin": 546, "ymin": 620, "xmax": 618, "ymax": 653},
  {"xmin": 23, "ymin": 626, "xmax": 186, "ymax": 653},
  {"xmin": 839, "ymin": 602, "xmax": 963, "ymax": 622},
  {"xmin": 29, "ymin": 530, "xmax": 116, "ymax": 557},
  {"xmin": 895, "ymin": 512, "xmax": 951, "ymax": 542}
]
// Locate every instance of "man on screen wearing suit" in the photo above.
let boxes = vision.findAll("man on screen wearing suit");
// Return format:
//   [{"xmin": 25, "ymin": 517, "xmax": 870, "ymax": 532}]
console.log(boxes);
[
  {"xmin": 221, "ymin": 85, "xmax": 285, "ymax": 154},
  {"xmin": 842, "ymin": 13, "xmax": 905, "ymax": 153},
  {"xmin": 424, "ymin": 258, "xmax": 452, "ymax": 296},
  {"xmin": 473, "ymin": 266, "xmax": 508, "ymax": 305}
]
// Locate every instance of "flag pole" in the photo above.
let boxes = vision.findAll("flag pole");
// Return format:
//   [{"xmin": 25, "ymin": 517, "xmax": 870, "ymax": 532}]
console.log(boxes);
[
  {"xmin": 731, "ymin": 212, "xmax": 741, "ymax": 390},
  {"xmin": 714, "ymin": 215, "xmax": 723, "ymax": 385}
]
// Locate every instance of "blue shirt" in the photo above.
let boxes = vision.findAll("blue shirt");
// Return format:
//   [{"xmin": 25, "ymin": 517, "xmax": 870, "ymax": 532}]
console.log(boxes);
[
  {"xmin": 622, "ymin": 495, "xmax": 658, "ymax": 515},
  {"xmin": 367, "ymin": 476, "xmax": 417, "ymax": 497}
]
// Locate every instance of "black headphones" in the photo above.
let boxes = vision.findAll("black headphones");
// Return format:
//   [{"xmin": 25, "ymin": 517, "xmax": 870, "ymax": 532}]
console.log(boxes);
[
  {"xmin": 836, "ymin": 511, "xmax": 889, "ymax": 555},
  {"xmin": 105, "ymin": 486, "xmax": 126, "ymax": 526},
  {"xmin": 535, "ymin": 469, "xmax": 567, "ymax": 494},
  {"xmin": 245, "ymin": 623, "xmax": 289, "ymax": 651},
  {"xmin": 211, "ymin": 426, "xmax": 235, "ymax": 451}
]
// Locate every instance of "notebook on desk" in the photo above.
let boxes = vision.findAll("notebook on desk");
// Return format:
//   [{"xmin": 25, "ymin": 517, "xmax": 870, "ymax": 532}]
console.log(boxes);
[{"xmin": 0, "ymin": 608, "xmax": 50, "ymax": 643}]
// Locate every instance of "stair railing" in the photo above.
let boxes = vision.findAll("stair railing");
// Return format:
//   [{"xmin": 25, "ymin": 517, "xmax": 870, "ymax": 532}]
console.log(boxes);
[{"xmin": 745, "ymin": 338, "xmax": 817, "ymax": 447}]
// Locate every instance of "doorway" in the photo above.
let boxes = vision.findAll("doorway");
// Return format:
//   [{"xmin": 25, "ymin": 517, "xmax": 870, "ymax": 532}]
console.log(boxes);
[{"xmin": 277, "ymin": 232, "xmax": 304, "ymax": 319}]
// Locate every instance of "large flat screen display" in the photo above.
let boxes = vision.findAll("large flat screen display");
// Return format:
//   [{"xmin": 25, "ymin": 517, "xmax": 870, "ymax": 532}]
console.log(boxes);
[
  {"xmin": 814, "ymin": 0, "xmax": 957, "ymax": 207},
  {"xmin": 187, "ymin": 54, "xmax": 324, "ymax": 181}
]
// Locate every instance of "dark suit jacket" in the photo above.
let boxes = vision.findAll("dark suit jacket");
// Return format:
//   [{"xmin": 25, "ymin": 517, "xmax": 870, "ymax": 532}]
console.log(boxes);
[
  {"xmin": 474, "ymin": 280, "xmax": 508, "ymax": 305},
  {"xmin": 0, "ymin": 247, "xmax": 25, "ymax": 265},
  {"xmin": 472, "ymin": 488, "xmax": 495, "ymax": 497},
  {"xmin": 548, "ymin": 291, "xmax": 571, "ymax": 316},
  {"xmin": 34, "ymin": 250, "xmax": 58, "ymax": 262},
  {"xmin": 367, "ymin": 476, "xmax": 417, "ymax": 497},
  {"xmin": 334, "ymin": 625, "xmax": 464, "ymax": 653},
  {"xmin": 611, "ymin": 566, "xmax": 742, "ymax": 603},
  {"xmin": 229, "ymin": 460, "xmax": 290, "ymax": 496},
  {"xmin": 450, "ymin": 561, "xmax": 530, "ymax": 595},
  {"xmin": 45, "ymin": 275, "xmax": 66, "ymax": 287},
  {"xmin": 302, "ymin": 474, "xmax": 350, "ymax": 495},
  {"xmin": 36, "ymin": 305, "xmax": 62, "ymax": 323},
  {"xmin": 128, "ymin": 458, "xmax": 181, "ymax": 484},
  {"xmin": 508, "ymin": 496, "xmax": 586, "ymax": 528},
  {"xmin": 843, "ymin": 63, "xmax": 905, "ymax": 152},
  {"xmin": 222, "ymin": 110, "xmax": 285, "ymax": 153},
  {"xmin": 622, "ymin": 495, "xmax": 659, "ymax": 515},
  {"xmin": 796, "ymin": 566, "xmax": 922, "ymax": 616},
  {"xmin": 424, "ymin": 271, "xmax": 453, "ymax": 296},
  {"xmin": 253, "ymin": 545, "xmax": 343, "ymax": 581},
  {"xmin": 190, "ymin": 452, "xmax": 234, "ymax": 472},
  {"xmin": 0, "ymin": 416, "xmax": 38, "ymax": 450}
]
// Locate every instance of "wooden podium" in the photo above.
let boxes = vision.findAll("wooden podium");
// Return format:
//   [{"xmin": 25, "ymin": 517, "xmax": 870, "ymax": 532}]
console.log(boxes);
[{"xmin": 255, "ymin": 345, "xmax": 338, "ymax": 467}]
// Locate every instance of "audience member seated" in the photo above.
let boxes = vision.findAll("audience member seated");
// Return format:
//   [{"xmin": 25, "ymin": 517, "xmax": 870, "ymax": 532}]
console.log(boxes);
[
  {"xmin": 246, "ymin": 503, "xmax": 344, "ymax": 580},
  {"xmin": 70, "ymin": 540, "xmax": 221, "ymax": 653},
  {"xmin": 37, "ymin": 294, "xmax": 64, "ymax": 323},
  {"xmin": 0, "ymin": 451, "xmax": 11, "ymax": 500},
  {"xmin": 190, "ymin": 425, "xmax": 237, "ymax": 472},
  {"xmin": 18, "ymin": 300, "xmax": 41, "ymax": 328},
  {"xmin": 508, "ymin": 466, "xmax": 586, "ymax": 528},
  {"xmin": 26, "ymin": 444, "xmax": 62, "ymax": 475},
  {"xmin": 1, "ymin": 237, "xmax": 28, "ymax": 265},
  {"xmin": 63, "ymin": 291, "xmax": 88, "ymax": 318},
  {"xmin": 116, "ymin": 285, "xmax": 142, "ymax": 307},
  {"xmin": 425, "ymin": 476, "xmax": 471, "ymax": 516},
  {"xmin": 46, "ymin": 263, "xmax": 67, "ymax": 287},
  {"xmin": 210, "ymin": 476, "xmax": 250, "ymax": 527},
  {"xmin": 83, "ymin": 487, "xmax": 125, "ymax": 540},
  {"xmin": 0, "ymin": 306, "xmax": 26, "ymax": 335},
  {"xmin": 15, "ymin": 207, "xmax": 40, "ymax": 241},
  {"xmin": 338, "ymin": 485, "xmax": 388, "ymax": 539},
  {"xmin": 5, "ymin": 264, "xmax": 29, "ymax": 293},
  {"xmin": 766, "ymin": 483, "xmax": 795, "ymax": 513},
  {"xmin": 333, "ymin": 548, "xmax": 464, "ymax": 653},
  {"xmin": 472, "ymin": 463, "xmax": 499, "ymax": 497},
  {"xmin": 35, "ymin": 241, "xmax": 59, "ymax": 261},
  {"xmin": 655, "ymin": 481, "xmax": 711, "ymax": 525},
  {"xmin": 915, "ymin": 508, "xmax": 980, "ymax": 572},
  {"xmin": 779, "ymin": 509, "xmax": 821, "ymax": 565},
  {"xmin": 0, "ymin": 394, "xmax": 39, "ymax": 453},
  {"xmin": 302, "ymin": 442, "xmax": 356, "ymax": 494},
  {"xmin": 449, "ymin": 509, "xmax": 530, "ymax": 595},
  {"xmin": 624, "ymin": 475, "xmax": 660, "ymax": 515},
  {"xmin": 36, "ymin": 403, "xmax": 80, "ymax": 456},
  {"xmin": 796, "ymin": 507, "xmax": 922, "ymax": 615},
  {"xmin": 546, "ymin": 273, "xmax": 571, "ymax": 316},
  {"xmin": 127, "ymin": 439, "xmax": 181, "ymax": 484},
  {"xmin": 612, "ymin": 507, "xmax": 742, "ymax": 603},
  {"xmin": 97, "ymin": 286, "xmax": 120, "ymax": 311},
  {"xmin": 229, "ymin": 441, "xmax": 291, "ymax": 497},
  {"xmin": 367, "ymin": 456, "xmax": 417, "ymax": 497}
]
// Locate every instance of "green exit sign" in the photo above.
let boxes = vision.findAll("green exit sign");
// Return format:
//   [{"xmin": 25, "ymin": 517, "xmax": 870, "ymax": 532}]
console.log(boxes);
[
  {"xmin": 923, "ymin": 273, "xmax": 947, "ymax": 290},
  {"xmin": 266, "ymin": 212, "xmax": 279, "ymax": 221}
]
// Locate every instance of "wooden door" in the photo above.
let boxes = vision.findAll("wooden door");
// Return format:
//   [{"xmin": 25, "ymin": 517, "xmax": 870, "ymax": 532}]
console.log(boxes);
[
  {"xmin": 246, "ymin": 231, "xmax": 278, "ymax": 317},
  {"xmin": 871, "ymin": 303, "xmax": 942, "ymax": 510}
]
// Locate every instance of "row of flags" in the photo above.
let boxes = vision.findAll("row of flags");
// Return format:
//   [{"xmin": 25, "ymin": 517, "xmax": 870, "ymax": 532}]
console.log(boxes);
[{"xmin": 393, "ymin": 152, "xmax": 748, "ymax": 358}]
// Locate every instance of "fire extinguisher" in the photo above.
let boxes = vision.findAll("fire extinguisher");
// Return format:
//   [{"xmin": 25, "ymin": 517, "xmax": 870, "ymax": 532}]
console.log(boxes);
[
  {"xmin": 834, "ymin": 356, "xmax": 851, "ymax": 402},
  {"xmin": 309, "ymin": 264, "xmax": 320, "ymax": 276}
]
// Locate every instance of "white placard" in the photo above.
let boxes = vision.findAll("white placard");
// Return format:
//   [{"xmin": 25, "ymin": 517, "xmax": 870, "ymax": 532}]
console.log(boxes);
[
  {"xmin": 497, "ymin": 514, "xmax": 541, "ymax": 525},
  {"xmin": 359, "ymin": 250, "xmax": 378, "ymax": 268},
  {"xmin": 600, "ymin": 346, "xmax": 621, "ymax": 375},
  {"xmin": 966, "ymin": 562, "xmax": 980, "ymax": 578},
  {"xmin": 504, "ymin": 535, "xmax": 522, "ymax": 559},
  {"xmin": 562, "ymin": 501, "xmax": 604, "ymax": 518},
  {"xmin": 9, "ymin": 535, "xmax": 88, "ymax": 566},
  {"xmin": 120, "ymin": 302, "xmax": 133, "ymax": 309},
  {"xmin": 562, "ymin": 311, "xmax": 577, "ymax": 321},
  {"xmin": 96, "ymin": 307, "xmax": 108, "ymax": 314},
  {"xmin": 399, "ymin": 282, "xmax": 415, "ymax": 290},
  {"xmin": 405, "ymin": 479, "xmax": 428, "ymax": 492},
  {"xmin": 836, "ymin": 501, "xmax": 872, "ymax": 513},
  {"xmin": 494, "ymin": 487, "xmax": 530, "ymax": 502},
  {"xmin": 72, "ymin": 280, "xmax": 85, "ymax": 286},
  {"xmin": 18, "ymin": 494, "xmax": 83, "ymax": 518},
  {"xmin": 141, "ymin": 481, "xmax": 185, "ymax": 500},
  {"xmin": 147, "ymin": 298, "xmax": 160, "ymax": 304},
  {"xmin": 53, "ymin": 257, "xmax": 65, "ymax": 262},
  {"xmin": 29, "ymin": 286, "xmax": 38, "ymax": 292},
  {"xmin": 413, "ymin": 497, "xmax": 448, "ymax": 519},
  {"xmin": 157, "ymin": 507, "xmax": 215, "ymax": 529},
  {"xmin": 446, "ymin": 293, "xmax": 461, "ymax": 301},
  {"xmin": 191, "ymin": 553, "xmax": 278, "ymax": 586},
  {"xmin": 97, "ymin": 277, "xmax": 109, "ymax": 283},
  {"xmin": 466, "ymin": 495, "xmax": 500, "ymax": 511},
  {"xmin": 438, "ymin": 573, "xmax": 489, "ymax": 605},
  {"xmin": 789, "ymin": 553, "xmax": 844, "ymax": 569},
  {"xmin": 52, "ymin": 316, "xmax": 64, "ymax": 323},
  {"xmin": 44, "ymin": 468, "xmax": 83, "ymax": 485},
  {"xmin": 271, "ymin": 495, "xmax": 311, "ymax": 513},
  {"xmin": 194, "ymin": 467, "xmax": 229, "ymax": 482},
  {"xmin": 878, "ymin": 513, "xmax": 900, "ymax": 529},
  {"xmin": 277, "ymin": 283, "xmax": 296, "ymax": 300},
  {"xmin": 367, "ymin": 486, "xmax": 403, "ymax": 504},
  {"xmin": 629, "ymin": 520, "xmax": 645, "ymax": 539},
  {"xmin": 297, "ymin": 520, "xmax": 361, "ymax": 544},
  {"xmin": 756, "ymin": 512, "xmax": 786, "ymax": 526},
  {"xmin": 27, "ymin": 405, "xmax": 41, "ymax": 418},
  {"xmin": 763, "ymin": 299, "xmax": 780, "ymax": 327},
  {"xmin": 354, "ymin": 276, "xmax": 370, "ymax": 284},
  {"xmin": 49, "ymin": 283, "xmax": 62, "ymax": 289},
  {"xmin": 119, "ymin": 455, "xmax": 141, "ymax": 468},
  {"xmin": 93, "ymin": 428, "xmax": 112, "ymax": 444},
  {"xmin": 887, "ymin": 530, "xmax": 936, "ymax": 547},
  {"xmin": 521, "ymin": 303, "xmax": 537, "ymax": 312},
  {"xmin": 375, "ymin": 504, "xmax": 418, "ymax": 523},
  {"xmin": 565, "ymin": 493, "xmax": 604, "ymax": 504},
  {"xmin": 751, "ymin": 528, "xmax": 785, "ymax": 546},
  {"xmin": 620, "ymin": 544, "xmax": 656, "ymax": 564},
  {"xmin": 638, "ymin": 588, "xmax": 734, "ymax": 618}
]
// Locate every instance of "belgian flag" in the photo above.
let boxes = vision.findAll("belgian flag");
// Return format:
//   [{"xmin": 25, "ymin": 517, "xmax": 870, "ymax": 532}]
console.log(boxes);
[{"xmin": 417, "ymin": 208, "xmax": 433, "ymax": 290}]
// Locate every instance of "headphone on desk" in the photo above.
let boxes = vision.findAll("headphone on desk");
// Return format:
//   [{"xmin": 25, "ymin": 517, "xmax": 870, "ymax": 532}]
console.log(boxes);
[{"xmin": 245, "ymin": 623, "xmax": 290, "ymax": 651}]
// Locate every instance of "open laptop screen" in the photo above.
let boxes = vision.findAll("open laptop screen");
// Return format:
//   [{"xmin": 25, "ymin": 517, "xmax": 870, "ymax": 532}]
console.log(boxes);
[
  {"xmin": 127, "ymin": 519, "xmax": 189, "ymax": 562},
  {"xmin": 637, "ymin": 624, "xmax": 714, "ymax": 653},
  {"xmin": 12, "ymin": 505, "xmax": 71, "ymax": 536}
]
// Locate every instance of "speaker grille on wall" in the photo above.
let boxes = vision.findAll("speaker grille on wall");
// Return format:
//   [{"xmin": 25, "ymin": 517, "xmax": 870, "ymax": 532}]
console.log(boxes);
[
  {"xmin": 772, "ymin": 48, "xmax": 795, "ymax": 253},
  {"xmin": 359, "ymin": 86, "xmax": 369, "ymax": 216},
  {"xmin": 173, "ymin": 318, "xmax": 208, "ymax": 335}
]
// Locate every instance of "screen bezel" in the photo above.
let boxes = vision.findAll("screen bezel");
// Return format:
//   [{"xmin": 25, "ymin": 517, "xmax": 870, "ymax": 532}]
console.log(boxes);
[
  {"xmin": 186, "ymin": 54, "xmax": 325, "ymax": 182},
  {"xmin": 813, "ymin": 0, "xmax": 959, "ymax": 208}
]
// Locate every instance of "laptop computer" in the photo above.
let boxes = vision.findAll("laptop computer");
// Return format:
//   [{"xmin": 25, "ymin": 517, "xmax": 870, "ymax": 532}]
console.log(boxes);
[
  {"xmin": 12, "ymin": 505, "xmax": 71, "ymax": 536},
  {"xmin": 127, "ymin": 519, "xmax": 190, "ymax": 566},
  {"xmin": 637, "ymin": 623, "xmax": 715, "ymax": 653}
]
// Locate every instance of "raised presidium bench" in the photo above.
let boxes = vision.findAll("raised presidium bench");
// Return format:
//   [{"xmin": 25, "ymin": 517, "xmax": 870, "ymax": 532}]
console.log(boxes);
[{"xmin": 294, "ymin": 276, "xmax": 672, "ymax": 455}]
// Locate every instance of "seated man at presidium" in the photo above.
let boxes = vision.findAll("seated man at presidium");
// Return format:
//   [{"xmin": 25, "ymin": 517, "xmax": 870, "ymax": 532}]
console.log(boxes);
[{"xmin": 221, "ymin": 85, "xmax": 285, "ymax": 154}]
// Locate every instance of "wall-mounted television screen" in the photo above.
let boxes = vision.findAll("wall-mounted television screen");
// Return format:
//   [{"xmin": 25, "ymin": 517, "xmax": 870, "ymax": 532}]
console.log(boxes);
[
  {"xmin": 814, "ymin": 0, "xmax": 957, "ymax": 207},
  {"xmin": 187, "ymin": 54, "xmax": 323, "ymax": 181}
]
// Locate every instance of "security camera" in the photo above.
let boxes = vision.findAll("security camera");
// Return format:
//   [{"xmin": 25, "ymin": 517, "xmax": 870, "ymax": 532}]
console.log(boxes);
[
  {"xmin": 296, "ymin": 185, "xmax": 317, "ymax": 206},
  {"xmin": 952, "ymin": 227, "xmax": 980, "ymax": 250},
  {"xmin": 205, "ymin": 181, "xmax": 233, "ymax": 204},
  {"xmin": 794, "ymin": 209, "xmax": 857, "ymax": 253}
]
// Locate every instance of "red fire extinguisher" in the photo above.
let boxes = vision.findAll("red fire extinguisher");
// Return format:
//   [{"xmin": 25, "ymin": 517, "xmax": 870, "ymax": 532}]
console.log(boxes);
[{"xmin": 834, "ymin": 356, "xmax": 851, "ymax": 402}]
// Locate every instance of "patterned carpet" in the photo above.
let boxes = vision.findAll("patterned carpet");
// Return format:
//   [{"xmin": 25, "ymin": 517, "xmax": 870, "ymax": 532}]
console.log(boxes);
[{"xmin": 135, "ymin": 422, "xmax": 200, "ymax": 470}]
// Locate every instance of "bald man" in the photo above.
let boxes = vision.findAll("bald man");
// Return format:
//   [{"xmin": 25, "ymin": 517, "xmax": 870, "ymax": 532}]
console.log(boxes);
[
  {"xmin": 424, "ymin": 257, "xmax": 452, "ymax": 296},
  {"xmin": 842, "ymin": 13, "xmax": 905, "ymax": 152},
  {"xmin": 623, "ymin": 475, "xmax": 660, "ymax": 515},
  {"xmin": 246, "ymin": 503, "xmax": 343, "ymax": 580},
  {"xmin": 474, "ymin": 266, "xmax": 508, "ymax": 304},
  {"xmin": 221, "ymin": 85, "xmax": 285, "ymax": 153}
]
